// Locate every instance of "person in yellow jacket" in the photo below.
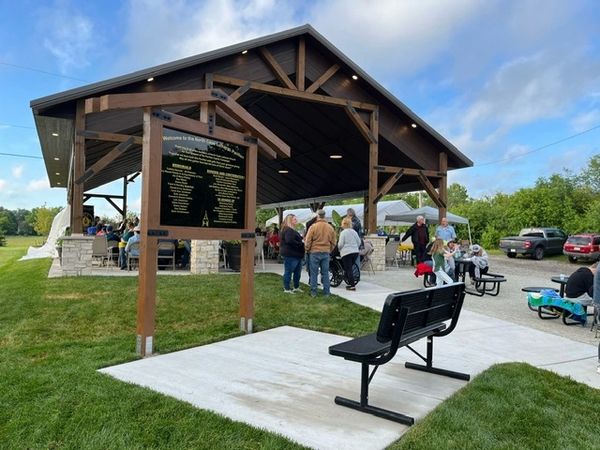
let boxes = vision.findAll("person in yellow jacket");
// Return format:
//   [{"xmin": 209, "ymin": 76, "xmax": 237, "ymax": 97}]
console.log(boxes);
[{"xmin": 304, "ymin": 209, "xmax": 336, "ymax": 297}]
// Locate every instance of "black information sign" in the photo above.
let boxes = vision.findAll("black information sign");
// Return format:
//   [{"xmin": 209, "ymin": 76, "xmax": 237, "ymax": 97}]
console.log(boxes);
[{"xmin": 160, "ymin": 127, "xmax": 246, "ymax": 228}]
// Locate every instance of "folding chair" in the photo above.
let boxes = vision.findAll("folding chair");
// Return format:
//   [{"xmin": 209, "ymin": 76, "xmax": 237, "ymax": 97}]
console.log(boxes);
[
  {"xmin": 127, "ymin": 242, "xmax": 140, "ymax": 271},
  {"xmin": 385, "ymin": 240, "xmax": 399, "ymax": 268},
  {"xmin": 359, "ymin": 242, "xmax": 375, "ymax": 275},
  {"xmin": 157, "ymin": 241, "xmax": 176, "ymax": 270},
  {"xmin": 91, "ymin": 236, "xmax": 108, "ymax": 267}
]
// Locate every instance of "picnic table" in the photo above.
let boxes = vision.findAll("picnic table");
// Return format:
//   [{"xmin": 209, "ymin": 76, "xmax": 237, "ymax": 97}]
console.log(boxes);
[{"xmin": 550, "ymin": 275, "xmax": 569, "ymax": 297}]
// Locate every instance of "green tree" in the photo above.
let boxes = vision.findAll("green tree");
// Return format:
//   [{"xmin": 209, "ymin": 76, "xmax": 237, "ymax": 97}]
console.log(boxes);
[
  {"xmin": 0, "ymin": 208, "xmax": 18, "ymax": 235},
  {"xmin": 576, "ymin": 153, "xmax": 600, "ymax": 193},
  {"xmin": 31, "ymin": 206, "xmax": 62, "ymax": 236},
  {"xmin": 14, "ymin": 209, "xmax": 34, "ymax": 235},
  {"xmin": 447, "ymin": 183, "xmax": 470, "ymax": 208}
]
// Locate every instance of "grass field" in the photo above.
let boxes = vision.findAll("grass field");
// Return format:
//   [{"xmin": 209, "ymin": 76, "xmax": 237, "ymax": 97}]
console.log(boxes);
[{"xmin": 1, "ymin": 238, "xmax": 599, "ymax": 449}]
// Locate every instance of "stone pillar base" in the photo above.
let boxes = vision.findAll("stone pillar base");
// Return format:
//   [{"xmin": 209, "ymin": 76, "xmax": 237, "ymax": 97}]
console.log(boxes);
[
  {"xmin": 190, "ymin": 240, "xmax": 220, "ymax": 274},
  {"xmin": 365, "ymin": 235, "xmax": 387, "ymax": 271},
  {"xmin": 60, "ymin": 235, "xmax": 94, "ymax": 276}
]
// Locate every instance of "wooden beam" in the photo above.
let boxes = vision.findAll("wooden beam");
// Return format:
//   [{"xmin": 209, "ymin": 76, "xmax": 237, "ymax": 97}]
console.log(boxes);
[
  {"xmin": 374, "ymin": 165, "xmax": 443, "ymax": 178},
  {"xmin": 367, "ymin": 109, "xmax": 379, "ymax": 234},
  {"xmin": 438, "ymin": 152, "xmax": 448, "ymax": 221},
  {"xmin": 105, "ymin": 197, "xmax": 124, "ymax": 216},
  {"xmin": 215, "ymin": 106, "xmax": 277, "ymax": 159},
  {"xmin": 230, "ymin": 82, "xmax": 251, "ymax": 101},
  {"xmin": 72, "ymin": 100, "xmax": 86, "ymax": 234},
  {"xmin": 217, "ymin": 93, "xmax": 290, "ymax": 158},
  {"xmin": 87, "ymin": 88, "xmax": 290, "ymax": 158},
  {"xmin": 296, "ymin": 37, "xmax": 305, "ymax": 91},
  {"xmin": 240, "ymin": 141, "xmax": 258, "ymax": 333},
  {"xmin": 259, "ymin": 47, "xmax": 296, "ymax": 90},
  {"xmin": 417, "ymin": 171, "xmax": 446, "ymax": 209},
  {"xmin": 375, "ymin": 169, "xmax": 404, "ymax": 202},
  {"xmin": 122, "ymin": 176, "xmax": 128, "ymax": 222},
  {"xmin": 345, "ymin": 102, "xmax": 376, "ymax": 143},
  {"xmin": 212, "ymin": 73, "xmax": 377, "ymax": 111},
  {"xmin": 75, "ymin": 137, "xmax": 135, "ymax": 185},
  {"xmin": 136, "ymin": 107, "xmax": 161, "ymax": 356},
  {"xmin": 84, "ymin": 97, "xmax": 101, "ymax": 114},
  {"xmin": 77, "ymin": 130, "xmax": 143, "ymax": 145},
  {"xmin": 84, "ymin": 193, "xmax": 125, "ymax": 200},
  {"xmin": 89, "ymin": 89, "xmax": 220, "ymax": 112},
  {"xmin": 306, "ymin": 63, "xmax": 340, "ymax": 94}
]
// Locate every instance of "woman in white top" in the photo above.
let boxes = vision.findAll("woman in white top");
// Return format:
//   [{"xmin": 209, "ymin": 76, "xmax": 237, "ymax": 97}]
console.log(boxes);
[{"xmin": 338, "ymin": 216, "xmax": 362, "ymax": 290}]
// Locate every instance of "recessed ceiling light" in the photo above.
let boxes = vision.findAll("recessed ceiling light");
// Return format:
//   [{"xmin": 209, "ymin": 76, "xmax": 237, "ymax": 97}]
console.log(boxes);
[
  {"xmin": 147, "ymin": 77, "xmax": 154, "ymax": 82},
  {"xmin": 330, "ymin": 154, "xmax": 343, "ymax": 159},
  {"xmin": 241, "ymin": 50, "xmax": 248, "ymax": 54},
  {"xmin": 56, "ymin": 182, "xmax": 61, "ymax": 185},
  {"xmin": 51, "ymin": 132, "xmax": 59, "ymax": 137},
  {"xmin": 55, "ymin": 172, "xmax": 60, "ymax": 176},
  {"xmin": 54, "ymin": 157, "xmax": 60, "ymax": 161},
  {"xmin": 411, "ymin": 123, "xmax": 417, "ymax": 128},
  {"xmin": 351, "ymin": 75, "xmax": 358, "ymax": 80},
  {"xmin": 278, "ymin": 169, "xmax": 289, "ymax": 174}
]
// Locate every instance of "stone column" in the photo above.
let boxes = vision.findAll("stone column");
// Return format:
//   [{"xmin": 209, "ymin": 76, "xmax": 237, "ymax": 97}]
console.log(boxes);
[
  {"xmin": 365, "ymin": 235, "xmax": 387, "ymax": 271},
  {"xmin": 60, "ymin": 235, "xmax": 94, "ymax": 276},
  {"xmin": 190, "ymin": 240, "xmax": 220, "ymax": 274}
]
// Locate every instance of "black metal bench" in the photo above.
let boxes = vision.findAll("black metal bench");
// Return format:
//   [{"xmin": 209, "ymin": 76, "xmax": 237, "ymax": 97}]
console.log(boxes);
[
  {"xmin": 328, "ymin": 283, "xmax": 469, "ymax": 425},
  {"xmin": 467, "ymin": 272, "xmax": 506, "ymax": 296}
]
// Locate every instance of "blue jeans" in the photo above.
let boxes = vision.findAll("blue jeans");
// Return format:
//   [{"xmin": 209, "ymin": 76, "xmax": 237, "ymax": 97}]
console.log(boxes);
[
  {"xmin": 283, "ymin": 256, "xmax": 303, "ymax": 290},
  {"xmin": 309, "ymin": 252, "xmax": 330, "ymax": 296}
]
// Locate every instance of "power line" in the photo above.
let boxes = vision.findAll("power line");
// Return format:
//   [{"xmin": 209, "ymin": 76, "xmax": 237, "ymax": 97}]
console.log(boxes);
[
  {"xmin": 0, "ymin": 152, "xmax": 43, "ymax": 160},
  {"xmin": 477, "ymin": 123, "xmax": 600, "ymax": 167},
  {"xmin": 0, "ymin": 121, "xmax": 35, "ymax": 130},
  {"xmin": 0, "ymin": 61, "xmax": 89, "ymax": 83}
]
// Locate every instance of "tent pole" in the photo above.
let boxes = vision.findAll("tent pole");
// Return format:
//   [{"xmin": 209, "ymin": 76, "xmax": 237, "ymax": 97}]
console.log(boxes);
[{"xmin": 468, "ymin": 223, "xmax": 472, "ymax": 245}]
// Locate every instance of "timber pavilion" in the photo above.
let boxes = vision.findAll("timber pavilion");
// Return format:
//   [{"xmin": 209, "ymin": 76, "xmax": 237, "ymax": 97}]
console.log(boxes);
[{"xmin": 31, "ymin": 24, "xmax": 472, "ymax": 354}]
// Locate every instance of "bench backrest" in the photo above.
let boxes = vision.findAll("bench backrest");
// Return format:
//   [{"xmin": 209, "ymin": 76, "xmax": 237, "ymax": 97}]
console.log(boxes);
[{"xmin": 376, "ymin": 283, "xmax": 466, "ymax": 345}]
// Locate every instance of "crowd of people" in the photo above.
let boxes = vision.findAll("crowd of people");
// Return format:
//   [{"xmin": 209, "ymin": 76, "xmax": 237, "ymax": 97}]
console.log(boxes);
[
  {"xmin": 273, "ymin": 208, "xmax": 363, "ymax": 297},
  {"xmin": 85, "ymin": 216, "xmax": 190, "ymax": 270}
]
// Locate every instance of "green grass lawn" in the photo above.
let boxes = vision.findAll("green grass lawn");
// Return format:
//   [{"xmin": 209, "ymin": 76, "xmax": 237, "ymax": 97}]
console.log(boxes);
[{"xmin": 1, "ymin": 238, "xmax": 599, "ymax": 449}]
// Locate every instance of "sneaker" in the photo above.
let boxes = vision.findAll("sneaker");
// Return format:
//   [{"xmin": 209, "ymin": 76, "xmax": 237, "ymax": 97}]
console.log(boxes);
[
  {"xmin": 345, "ymin": 286, "xmax": 356, "ymax": 291},
  {"xmin": 283, "ymin": 289, "xmax": 294, "ymax": 294},
  {"xmin": 292, "ymin": 287, "xmax": 302, "ymax": 293}
]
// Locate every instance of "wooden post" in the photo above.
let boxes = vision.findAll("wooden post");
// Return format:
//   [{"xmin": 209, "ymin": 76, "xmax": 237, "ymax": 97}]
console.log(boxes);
[
  {"xmin": 276, "ymin": 207, "xmax": 284, "ymax": 228},
  {"xmin": 240, "ymin": 142, "xmax": 258, "ymax": 333},
  {"xmin": 367, "ymin": 109, "xmax": 379, "ymax": 234},
  {"xmin": 136, "ymin": 108, "xmax": 160, "ymax": 356},
  {"xmin": 439, "ymin": 152, "xmax": 448, "ymax": 222},
  {"xmin": 122, "ymin": 176, "xmax": 128, "ymax": 222},
  {"xmin": 72, "ymin": 100, "xmax": 86, "ymax": 233}
]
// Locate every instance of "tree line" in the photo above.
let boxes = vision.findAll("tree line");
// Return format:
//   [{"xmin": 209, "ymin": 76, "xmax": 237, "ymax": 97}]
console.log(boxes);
[{"xmin": 3, "ymin": 155, "xmax": 598, "ymax": 250}]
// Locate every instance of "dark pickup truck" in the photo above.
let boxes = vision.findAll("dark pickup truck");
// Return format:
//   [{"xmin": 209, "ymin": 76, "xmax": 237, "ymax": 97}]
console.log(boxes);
[{"xmin": 499, "ymin": 227, "xmax": 568, "ymax": 260}]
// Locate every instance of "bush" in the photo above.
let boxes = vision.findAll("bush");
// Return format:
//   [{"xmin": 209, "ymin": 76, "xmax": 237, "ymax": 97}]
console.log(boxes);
[{"xmin": 0, "ymin": 233, "xmax": 5, "ymax": 247}]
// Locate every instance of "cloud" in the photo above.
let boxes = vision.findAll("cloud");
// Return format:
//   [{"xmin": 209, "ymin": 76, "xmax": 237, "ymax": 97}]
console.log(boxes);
[
  {"xmin": 570, "ymin": 109, "xmax": 600, "ymax": 133},
  {"xmin": 27, "ymin": 177, "xmax": 50, "ymax": 192},
  {"xmin": 117, "ymin": 0, "xmax": 301, "ymax": 70},
  {"xmin": 310, "ymin": 0, "xmax": 483, "ymax": 77},
  {"xmin": 11, "ymin": 165, "xmax": 24, "ymax": 178},
  {"xmin": 0, "ymin": 179, "xmax": 7, "ymax": 190},
  {"xmin": 37, "ymin": 1, "xmax": 95, "ymax": 73}
]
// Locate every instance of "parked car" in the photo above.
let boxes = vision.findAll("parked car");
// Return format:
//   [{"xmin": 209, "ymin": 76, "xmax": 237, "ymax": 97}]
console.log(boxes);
[
  {"xmin": 499, "ymin": 227, "xmax": 567, "ymax": 260},
  {"xmin": 563, "ymin": 233, "xmax": 600, "ymax": 263}
]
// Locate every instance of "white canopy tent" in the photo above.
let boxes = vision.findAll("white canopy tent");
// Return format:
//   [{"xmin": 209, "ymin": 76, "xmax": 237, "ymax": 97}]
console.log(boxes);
[
  {"xmin": 385, "ymin": 206, "xmax": 472, "ymax": 243},
  {"xmin": 264, "ymin": 200, "xmax": 413, "ymax": 228}
]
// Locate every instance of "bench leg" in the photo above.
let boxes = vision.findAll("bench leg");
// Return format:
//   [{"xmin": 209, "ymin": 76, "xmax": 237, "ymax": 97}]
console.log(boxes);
[
  {"xmin": 405, "ymin": 337, "xmax": 470, "ymax": 381},
  {"xmin": 334, "ymin": 363, "xmax": 415, "ymax": 425}
]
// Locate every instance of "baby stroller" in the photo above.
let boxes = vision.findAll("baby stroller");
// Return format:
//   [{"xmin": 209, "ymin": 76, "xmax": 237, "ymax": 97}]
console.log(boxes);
[{"xmin": 329, "ymin": 246, "xmax": 361, "ymax": 288}]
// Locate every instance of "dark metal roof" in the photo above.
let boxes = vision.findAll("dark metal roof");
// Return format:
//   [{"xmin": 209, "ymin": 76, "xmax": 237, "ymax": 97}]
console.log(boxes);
[{"xmin": 31, "ymin": 24, "xmax": 472, "ymax": 207}]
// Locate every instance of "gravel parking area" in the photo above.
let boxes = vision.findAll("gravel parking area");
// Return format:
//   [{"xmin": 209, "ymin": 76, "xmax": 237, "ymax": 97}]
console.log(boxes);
[{"xmin": 365, "ymin": 255, "xmax": 599, "ymax": 346}]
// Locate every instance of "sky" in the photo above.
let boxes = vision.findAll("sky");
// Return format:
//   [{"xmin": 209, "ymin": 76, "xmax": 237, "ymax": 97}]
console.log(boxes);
[{"xmin": 1, "ymin": 0, "xmax": 600, "ymax": 219}]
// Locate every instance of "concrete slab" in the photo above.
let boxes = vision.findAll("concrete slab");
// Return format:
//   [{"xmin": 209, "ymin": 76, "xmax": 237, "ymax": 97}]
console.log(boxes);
[
  {"xmin": 100, "ymin": 326, "xmax": 420, "ymax": 450},
  {"xmin": 99, "ymin": 262, "xmax": 600, "ymax": 449}
]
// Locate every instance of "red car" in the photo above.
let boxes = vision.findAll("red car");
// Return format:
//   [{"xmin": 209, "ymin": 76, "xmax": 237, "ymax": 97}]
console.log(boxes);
[{"xmin": 563, "ymin": 233, "xmax": 600, "ymax": 263}]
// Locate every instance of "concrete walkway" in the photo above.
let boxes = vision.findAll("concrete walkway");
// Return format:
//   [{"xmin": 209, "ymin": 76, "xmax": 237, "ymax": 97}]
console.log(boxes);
[{"xmin": 100, "ymin": 266, "xmax": 600, "ymax": 450}]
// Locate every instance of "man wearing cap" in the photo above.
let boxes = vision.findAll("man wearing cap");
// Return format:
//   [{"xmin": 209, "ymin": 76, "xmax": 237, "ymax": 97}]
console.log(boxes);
[
  {"xmin": 468, "ymin": 244, "xmax": 489, "ymax": 282},
  {"xmin": 304, "ymin": 209, "xmax": 336, "ymax": 297}
]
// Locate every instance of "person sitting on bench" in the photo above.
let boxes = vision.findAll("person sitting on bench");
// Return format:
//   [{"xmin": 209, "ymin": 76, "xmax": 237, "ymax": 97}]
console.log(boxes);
[
  {"xmin": 565, "ymin": 262, "xmax": 597, "ymax": 305},
  {"xmin": 468, "ymin": 244, "xmax": 489, "ymax": 284}
]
